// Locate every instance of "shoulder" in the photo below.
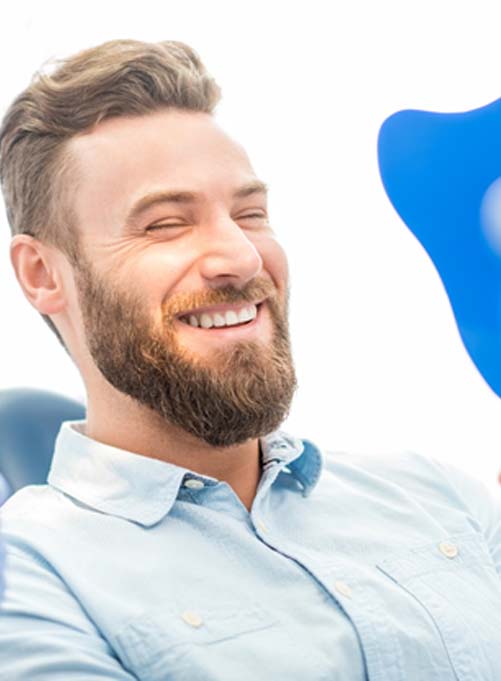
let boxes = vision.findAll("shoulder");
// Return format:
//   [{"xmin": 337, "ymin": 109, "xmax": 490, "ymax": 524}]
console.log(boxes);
[
  {"xmin": 321, "ymin": 448, "xmax": 454, "ymax": 488},
  {"xmin": 1, "ymin": 484, "xmax": 66, "ymax": 525},
  {"xmin": 1, "ymin": 484, "xmax": 80, "ymax": 560},
  {"xmin": 318, "ymin": 446, "xmax": 501, "ymax": 540},
  {"xmin": 321, "ymin": 447, "xmax": 487, "ymax": 497}
]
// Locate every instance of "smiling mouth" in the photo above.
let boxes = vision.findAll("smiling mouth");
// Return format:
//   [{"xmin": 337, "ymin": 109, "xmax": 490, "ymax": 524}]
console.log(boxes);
[{"xmin": 177, "ymin": 302, "xmax": 263, "ymax": 330}]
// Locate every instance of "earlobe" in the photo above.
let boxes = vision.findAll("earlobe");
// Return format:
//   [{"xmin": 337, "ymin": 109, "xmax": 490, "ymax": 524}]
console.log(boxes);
[{"xmin": 10, "ymin": 235, "xmax": 66, "ymax": 315}]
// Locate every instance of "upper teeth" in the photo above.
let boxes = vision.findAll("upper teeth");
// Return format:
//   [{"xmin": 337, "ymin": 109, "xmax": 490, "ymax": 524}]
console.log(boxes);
[{"xmin": 182, "ymin": 304, "xmax": 258, "ymax": 329}]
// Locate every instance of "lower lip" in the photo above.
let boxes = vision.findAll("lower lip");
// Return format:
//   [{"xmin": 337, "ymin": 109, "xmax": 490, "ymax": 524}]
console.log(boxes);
[{"xmin": 175, "ymin": 303, "xmax": 267, "ymax": 339}]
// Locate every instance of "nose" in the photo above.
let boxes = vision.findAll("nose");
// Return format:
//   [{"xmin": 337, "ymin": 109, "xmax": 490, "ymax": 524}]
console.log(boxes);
[{"xmin": 197, "ymin": 217, "xmax": 263, "ymax": 287}]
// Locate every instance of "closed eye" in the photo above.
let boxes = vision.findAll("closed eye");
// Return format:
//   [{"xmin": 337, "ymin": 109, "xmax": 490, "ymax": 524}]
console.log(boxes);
[
  {"xmin": 147, "ymin": 214, "xmax": 267, "ymax": 230},
  {"xmin": 238, "ymin": 213, "xmax": 269, "ymax": 225},
  {"xmin": 146, "ymin": 222, "xmax": 186, "ymax": 231}
]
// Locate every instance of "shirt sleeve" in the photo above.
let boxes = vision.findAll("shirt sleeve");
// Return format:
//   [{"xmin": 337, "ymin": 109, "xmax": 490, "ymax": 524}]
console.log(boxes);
[
  {"xmin": 0, "ymin": 476, "xmax": 9, "ymax": 600},
  {"xmin": 0, "ymin": 547, "xmax": 136, "ymax": 680}
]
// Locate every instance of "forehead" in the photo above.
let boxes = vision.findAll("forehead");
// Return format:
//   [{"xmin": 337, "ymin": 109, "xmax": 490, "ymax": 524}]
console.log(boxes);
[{"xmin": 67, "ymin": 109, "xmax": 259, "ymax": 233}]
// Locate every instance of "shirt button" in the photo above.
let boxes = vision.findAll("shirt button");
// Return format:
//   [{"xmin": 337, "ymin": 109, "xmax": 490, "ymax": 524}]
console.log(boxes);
[
  {"xmin": 184, "ymin": 478, "xmax": 205, "ymax": 490},
  {"xmin": 181, "ymin": 610, "xmax": 204, "ymax": 628},
  {"xmin": 335, "ymin": 580, "xmax": 352, "ymax": 598},
  {"xmin": 439, "ymin": 540, "xmax": 458, "ymax": 558}
]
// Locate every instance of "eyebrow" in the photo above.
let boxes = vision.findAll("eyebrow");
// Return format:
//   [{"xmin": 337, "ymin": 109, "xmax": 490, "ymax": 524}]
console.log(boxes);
[{"xmin": 124, "ymin": 179, "xmax": 269, "ymax": 229}]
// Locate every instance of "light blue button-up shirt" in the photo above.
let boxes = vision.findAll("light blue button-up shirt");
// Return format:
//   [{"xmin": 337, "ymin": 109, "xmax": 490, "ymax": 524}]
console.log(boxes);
[
  {"xmin": 0, "ymin": 474, "xmax": 8, "ymax": 600},
  {"xmin": 1, "ymin": 421, "xmax": 501, "ymax": 680}
]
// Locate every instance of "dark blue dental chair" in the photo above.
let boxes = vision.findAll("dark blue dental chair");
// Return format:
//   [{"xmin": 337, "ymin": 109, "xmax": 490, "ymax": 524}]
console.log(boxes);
[{"xmin": 0, "ymin": 387, "xmax": 86, "ymax": 501}]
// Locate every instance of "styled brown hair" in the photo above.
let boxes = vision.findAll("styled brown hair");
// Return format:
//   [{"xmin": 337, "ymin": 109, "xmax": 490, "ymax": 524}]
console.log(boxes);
[{"xmin": 0, "ymin": 39, "xmax": 222, "ymax": 349}]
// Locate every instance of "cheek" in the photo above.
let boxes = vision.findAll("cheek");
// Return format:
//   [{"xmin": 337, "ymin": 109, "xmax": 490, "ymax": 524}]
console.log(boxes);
[
  {"xmin": 125, "ymin": 246, "xmax": 195, "ymax": 297},
  {"xmin": 259, "ymin": 237, "xmax": 289, "ymax": 290},
  {"xmin": 107, "ymin": 249, "xmax": 193, "ymax": 329}
]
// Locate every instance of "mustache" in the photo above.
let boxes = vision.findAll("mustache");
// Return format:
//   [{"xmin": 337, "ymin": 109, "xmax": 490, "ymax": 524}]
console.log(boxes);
[{"xmin": 162, "ymin": 277, "xmax": 278, "ymax": 320}]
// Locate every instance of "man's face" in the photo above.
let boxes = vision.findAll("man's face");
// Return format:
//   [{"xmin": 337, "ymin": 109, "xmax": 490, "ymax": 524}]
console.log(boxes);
[{"xmin": 67, "ymin": 109, "xmax": 296, "ymax": 447}]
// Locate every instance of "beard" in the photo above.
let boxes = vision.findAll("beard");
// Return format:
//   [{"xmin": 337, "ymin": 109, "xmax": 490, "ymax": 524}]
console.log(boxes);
[{"xmin": 73, "ymin": 257, "xmax": 297, "ymax": 447}]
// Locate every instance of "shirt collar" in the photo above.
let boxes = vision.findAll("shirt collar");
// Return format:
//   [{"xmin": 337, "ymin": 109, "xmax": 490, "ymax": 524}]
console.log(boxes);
[{"xmin": 48, "ymin": 421, "xmax": 324, "ymax": 527}]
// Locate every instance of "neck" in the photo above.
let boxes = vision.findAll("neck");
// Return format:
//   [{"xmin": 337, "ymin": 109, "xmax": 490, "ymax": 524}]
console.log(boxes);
[{"xmin": 84, "ymin": 390, "xmax": 262, "ymax": 513}]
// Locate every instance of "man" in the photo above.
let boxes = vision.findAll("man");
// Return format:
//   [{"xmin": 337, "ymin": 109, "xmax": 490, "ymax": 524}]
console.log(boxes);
[{"xmin": 0, "ymin": 39, "xmax": 500, "ymax": 681}]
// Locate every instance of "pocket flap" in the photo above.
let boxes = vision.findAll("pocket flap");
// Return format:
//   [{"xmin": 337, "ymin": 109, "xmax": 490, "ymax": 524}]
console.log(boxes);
[
  {"xmin": 376, "ymin": 530, "xmax": 495, "ymax": 583},
  {"xmin": 114, "ymin": 600, "xmax": 279, "ymax": 673}
]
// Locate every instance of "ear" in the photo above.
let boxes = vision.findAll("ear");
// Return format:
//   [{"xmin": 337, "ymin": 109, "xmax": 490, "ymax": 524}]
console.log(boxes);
[{"xmin": 10, "ymin": 235, "xmax": 67, "ymax": 316}]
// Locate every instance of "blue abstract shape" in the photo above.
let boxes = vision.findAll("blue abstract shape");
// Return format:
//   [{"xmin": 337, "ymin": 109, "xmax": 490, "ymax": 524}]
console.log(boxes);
[{"xmin": 378, "ymin": 98, "xmax": 501, "ymax": 397}]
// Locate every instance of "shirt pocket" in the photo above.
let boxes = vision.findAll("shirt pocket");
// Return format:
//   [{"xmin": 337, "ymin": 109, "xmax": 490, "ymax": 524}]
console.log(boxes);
[
  {"xmin": 376, "ymin": 530, "xmax": 501, "ymax": 681},
  {"xmin": 112, "ymin": 600, "xmax": 301, "ymax": 681}
]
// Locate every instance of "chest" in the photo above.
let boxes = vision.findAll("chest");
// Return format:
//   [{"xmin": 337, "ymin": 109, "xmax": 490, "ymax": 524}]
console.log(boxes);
[{"xmin": 55, "ymin": 487, "xmax": 501, "ymax": 681}]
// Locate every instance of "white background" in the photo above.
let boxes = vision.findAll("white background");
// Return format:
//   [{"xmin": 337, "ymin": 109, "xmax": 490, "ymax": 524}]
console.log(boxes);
[{"xmin": 1, "ymin": 0, "xmax": 500, "ymax": 491}]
